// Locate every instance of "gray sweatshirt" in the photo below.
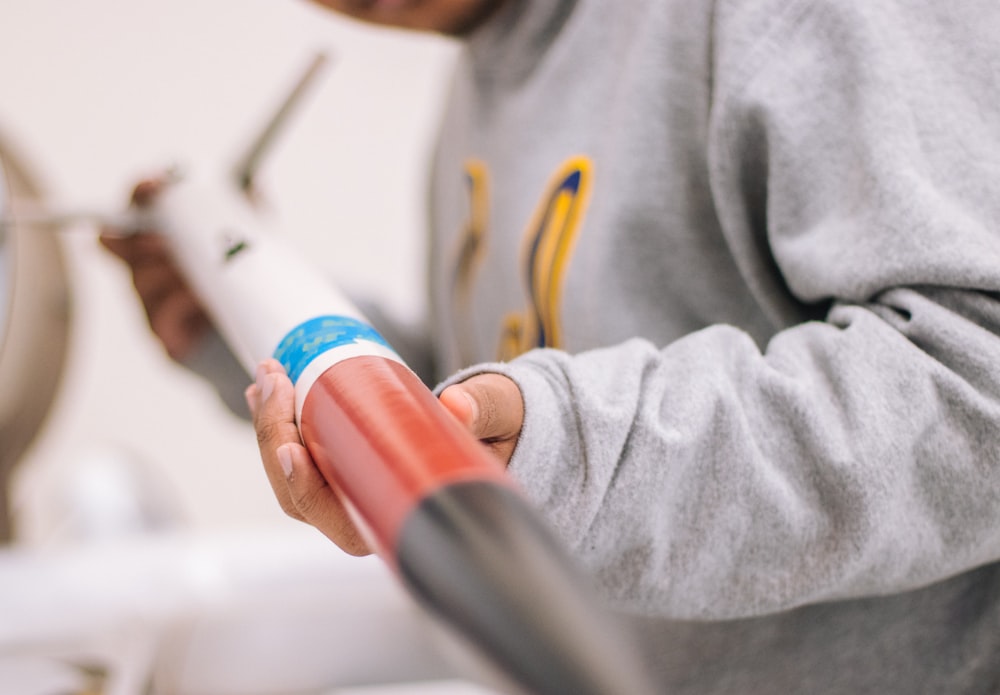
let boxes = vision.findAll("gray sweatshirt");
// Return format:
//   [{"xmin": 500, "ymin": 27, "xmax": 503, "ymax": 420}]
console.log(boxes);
[{"xmin": 427, "ymin": 0, "xmax": 1000, "ymax": 691}]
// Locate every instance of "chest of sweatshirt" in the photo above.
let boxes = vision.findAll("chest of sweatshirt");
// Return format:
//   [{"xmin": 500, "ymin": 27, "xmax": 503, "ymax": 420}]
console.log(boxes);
[{"xmin": 428, "ymin": 0, "xmax": 784, "ymax": 373}]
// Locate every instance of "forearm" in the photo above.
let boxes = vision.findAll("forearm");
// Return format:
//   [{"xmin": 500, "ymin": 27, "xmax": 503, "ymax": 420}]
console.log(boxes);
[{"xmin": 477, "ymin": 288, "xmax": 1000, "ymax": 620}]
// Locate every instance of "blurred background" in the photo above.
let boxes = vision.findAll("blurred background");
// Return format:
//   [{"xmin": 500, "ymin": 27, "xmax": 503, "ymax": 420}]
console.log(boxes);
[
  {"xmin": 2, "ymin": 0, "xmax": 456, "ymax": 542},
  {"xmin": 0, "ymin": 1, "xmax": 508, "ymax": 693}
]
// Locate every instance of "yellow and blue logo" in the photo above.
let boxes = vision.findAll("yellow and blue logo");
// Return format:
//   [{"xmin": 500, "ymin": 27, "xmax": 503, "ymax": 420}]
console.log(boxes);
[{"xmin": 451, "ymin": 156, "xmax": 593, "ymax": 362}]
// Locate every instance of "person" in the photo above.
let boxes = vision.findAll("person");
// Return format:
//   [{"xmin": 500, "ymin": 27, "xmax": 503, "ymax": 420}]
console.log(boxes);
[{"xmin": 102, "ymin": 0, "xmax": 1000, "ymax": 691}]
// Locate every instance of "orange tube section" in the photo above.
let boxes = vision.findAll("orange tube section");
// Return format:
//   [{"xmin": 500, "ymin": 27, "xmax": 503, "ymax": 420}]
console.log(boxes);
[{"xmin": 298, "ymin": 355, "xmax": 514, "ymax": 560}]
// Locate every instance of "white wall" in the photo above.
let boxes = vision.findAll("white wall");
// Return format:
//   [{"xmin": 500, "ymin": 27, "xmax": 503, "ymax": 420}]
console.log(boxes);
[{"xmin": 0, "ymin": 0, "xmax": 459, "ymax": 542}]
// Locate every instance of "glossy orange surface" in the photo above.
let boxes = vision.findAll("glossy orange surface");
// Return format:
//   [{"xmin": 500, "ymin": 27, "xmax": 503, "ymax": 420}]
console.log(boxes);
[{"xmin": 299, "ymin": 355, "xmax": 514, "ymax": 559}]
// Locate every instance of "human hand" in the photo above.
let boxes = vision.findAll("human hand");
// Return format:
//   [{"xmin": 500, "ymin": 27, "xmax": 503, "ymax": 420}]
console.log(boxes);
[
  {"xmin": 438, "ymin": 373, "xmax": 525, "ymax": 466},
  {"xmin": 246, "ymin": 359, "xmax": 525, "ymax": 555},
  {"xmin": 99, "ymin": 180, "xmax": 211, "ymax": 361},
  {"xmin": 246, "ymin": 358, "xmax": 371, "ymax": 555}
]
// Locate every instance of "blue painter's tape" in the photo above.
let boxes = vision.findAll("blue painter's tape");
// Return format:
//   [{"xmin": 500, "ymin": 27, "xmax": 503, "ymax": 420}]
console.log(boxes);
[{"xmin": 273, "ymin": 315, "xmax": 392, "ymax": 384}]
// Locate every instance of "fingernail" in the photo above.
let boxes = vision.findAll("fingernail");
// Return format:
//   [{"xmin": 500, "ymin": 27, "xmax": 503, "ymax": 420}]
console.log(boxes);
[
  {"xmin": 255, "ymin": 364, "xmax": 274, "ymax": 401},
  {"xmin": 462, "ymin": 389, "xmax": 479, "ymax": 426},
  {"xmin": 244, "ymin": 385, "xmax": 257, "ymax": 416},
  {"xmin": 277, "ymin": 445, "xmax": 293, "ymax": 479}
]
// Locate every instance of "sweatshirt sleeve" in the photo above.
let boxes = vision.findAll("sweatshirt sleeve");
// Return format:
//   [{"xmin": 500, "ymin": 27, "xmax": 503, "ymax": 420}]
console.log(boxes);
[{"xmin": 454, "ymin": 0, "xmax": 1000, "ymax": 620}]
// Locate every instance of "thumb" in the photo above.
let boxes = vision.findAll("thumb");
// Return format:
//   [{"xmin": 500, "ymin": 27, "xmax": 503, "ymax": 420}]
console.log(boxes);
[{"xmin": 439, "ymin": 373, "xmax": 524, "ymax": 444}]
